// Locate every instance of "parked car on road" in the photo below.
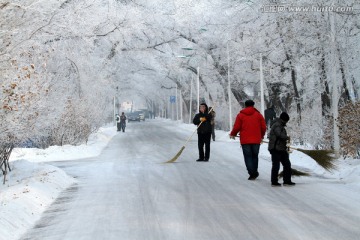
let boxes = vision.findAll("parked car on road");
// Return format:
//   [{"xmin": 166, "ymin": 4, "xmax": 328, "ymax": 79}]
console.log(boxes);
[
  {"xmin": 138, "ymin": 109, "xmax": 150, "ymax": 119},
  {"xmin": 128, "ymin": 112, "xmax": 141, "ymax": 122}
]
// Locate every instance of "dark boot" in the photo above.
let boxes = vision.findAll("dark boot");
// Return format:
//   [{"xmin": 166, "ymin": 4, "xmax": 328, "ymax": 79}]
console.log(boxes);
[{"xmin": 283, "ymin": 182, "xmax": 296, "ymax": 186}]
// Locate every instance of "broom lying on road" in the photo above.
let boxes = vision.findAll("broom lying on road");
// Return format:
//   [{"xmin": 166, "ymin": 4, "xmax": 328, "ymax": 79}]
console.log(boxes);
[
  {"xmin": 166, "ymin": 107, "xmax": 215, "ymax": 163},
  {"xmin": 165, "ymin": 128, "xmax": 199, "ymax": 163}
]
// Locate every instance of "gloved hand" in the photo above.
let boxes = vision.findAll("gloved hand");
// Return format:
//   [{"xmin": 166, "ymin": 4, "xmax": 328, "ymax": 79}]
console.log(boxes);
[
  {"xmin": 229, "ymin": 135, "xmax": 236, "ymax": 140},
  {"xmin": 200, "ymin": 117, "xmax": 206, "ymax": 122}
]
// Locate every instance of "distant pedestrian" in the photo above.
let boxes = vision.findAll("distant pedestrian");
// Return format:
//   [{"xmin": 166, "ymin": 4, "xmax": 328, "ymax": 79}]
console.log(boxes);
[
  {"xmin": 193, "ymin": 103, "xmax": 212, "ymax": 162},
  {"xmin": 230, "ymin": 100, "xmax": 267, "ymax": 180},
  {"xmin": 264, "ymin": 105, "xmax": 276, "ymax": 128},
  {"xmin": 120, "ymin": 112, "xmax": 127, "ymax": 132},
  {"xmin": 209, "ymin": 106, "xmax": 216, "ymax": 141},
  {"xmin": 268, "ymin": 112, "xmax": 295, "ymax": 187},
  {"xmin": 115, "ymin": 114, "xmax": 121, "ymax": 131}
]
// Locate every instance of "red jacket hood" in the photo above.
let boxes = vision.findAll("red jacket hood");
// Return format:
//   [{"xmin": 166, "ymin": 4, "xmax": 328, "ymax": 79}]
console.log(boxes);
[
  {"xmin": 240, "ymin": 106, "xmax": 258, "ymax": 116},
  {"xmin": 230, "ymin": 106, "xmax": 267, "ymax": 144}
]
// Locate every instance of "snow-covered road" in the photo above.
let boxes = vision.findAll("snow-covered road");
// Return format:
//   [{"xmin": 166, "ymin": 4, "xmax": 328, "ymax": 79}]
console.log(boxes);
[{"xmin": 21, "ymin": 120, "xmax": 360, "ymax": 240}]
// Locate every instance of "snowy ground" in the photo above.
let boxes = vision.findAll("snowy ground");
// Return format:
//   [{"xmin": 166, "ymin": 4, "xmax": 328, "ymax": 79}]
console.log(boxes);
[
  {"xmin": 1, "ymin": 119, "xmax": 360, "ymax": 240},
  {"xmin": 1, "ymin": 126, "xmax": 117, "ymax": 240}
]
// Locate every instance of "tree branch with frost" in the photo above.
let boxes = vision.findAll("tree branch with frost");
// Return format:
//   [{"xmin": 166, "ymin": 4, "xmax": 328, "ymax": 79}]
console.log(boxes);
[
  {"xmin": 95, "ymin": 24, "xmax": 123, "ymax": 37},
  {"xmin": 0, "ymin": 11, "xmax": 58, "ymax": 56}
]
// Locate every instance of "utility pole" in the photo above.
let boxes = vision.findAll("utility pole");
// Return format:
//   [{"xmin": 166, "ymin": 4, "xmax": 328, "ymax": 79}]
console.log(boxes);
[
  {"xmin": 260, "ymin": 53, "xmax": 265, "ymax": 116},
  {"xmin": 197, "ymin": 66, "xmax": 200, "ymax": 112},
  {"xmin": 176, "ymin": 84, "xmax": 178, "ymax": 120},
  {"xmin": 330, "ymin": 11, "xmax": 340, "ymax": 158},
  {"xmin": 180, "ymin": 89, "xmax": 183, "ymax": 122},
  {"xmin": 227, "ymin": 42, "xmax": 233, "ymax": 129},
  {"xmin": 113, "ymin": 96, "xmax": 116, "ymax": 126},
  {"xmin": 189, "ymin": 75, "xmax": 193, "ymax": 124}
]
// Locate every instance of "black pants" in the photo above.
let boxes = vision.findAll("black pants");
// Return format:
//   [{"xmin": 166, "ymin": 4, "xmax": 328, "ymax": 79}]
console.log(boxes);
[
  {"xmin": 120, "ymin": 122, "xmax": 126, "ymax": 132},
  {"xmin": 116, "ymin": 123, "xmax": 121, "ymax": 131},
  {"xmin": 271, "ymin": 150, "xmax": 292, "ymax": 183},
  {"xmin": 211, "ymin": 124, "xmax": 215, "ymax": 141},
  {"xmin": 198, "ymin": 133, "xmax": 211, "ymax": 160}
]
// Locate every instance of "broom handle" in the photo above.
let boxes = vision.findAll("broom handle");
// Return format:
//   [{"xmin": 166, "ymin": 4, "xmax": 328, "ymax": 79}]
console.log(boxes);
[
  {"xmin": 233, "ymin": 136, "xmax": 301, "ymax": 151},
  {"xmin": 260, "ymin": 139, "xmax": 300, "ymax": 150},
  {"xmin": 183, "ymin": 105, "xmax": 215, "ymax": 148}
]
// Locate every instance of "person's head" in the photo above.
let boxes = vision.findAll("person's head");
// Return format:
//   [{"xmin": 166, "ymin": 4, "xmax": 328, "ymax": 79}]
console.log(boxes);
[
  {"xmin": 121, "ymin": 112, "xmax": 125, "ymax": 115},
  {"xmin": 199, "ymin": 103, "xmax": 208, "ymax": 113},
  {"xmin": 280, "ymin": 112, "xmax": 290, "ymax": 123},
  {"xmin": 245, "ymin": 99, "xmax": 255, "ymax": 107}
]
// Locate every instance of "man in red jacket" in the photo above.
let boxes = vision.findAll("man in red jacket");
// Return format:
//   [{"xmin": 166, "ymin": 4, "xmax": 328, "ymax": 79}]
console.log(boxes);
[{"xmin": 230, "ymin": 100, "xmax": 267, "ymax": 180}]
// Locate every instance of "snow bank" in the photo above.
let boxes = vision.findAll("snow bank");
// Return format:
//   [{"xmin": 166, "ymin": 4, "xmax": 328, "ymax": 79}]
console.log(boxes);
[
  {"xmin": 10, "ymin": 126, "xmax": 118, "ymax": 163},
  {"xmin": 0, "ymin": 160, "xmax": 76, "ymax": 240},
  {"xmin": 1, "ymin": 126, "xmax": 117, "ymax": 240}
]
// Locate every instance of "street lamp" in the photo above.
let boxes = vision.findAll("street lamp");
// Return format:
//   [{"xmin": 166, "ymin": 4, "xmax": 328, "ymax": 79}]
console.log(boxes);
[
  {"xmin": 227, "ymin": 43, "xmax": 232, "ymax": 129},
  {"xmin": 197, "ymin": 66, "xmax": 200, "ymax": 113},
  {"xmin": 259, "ymin": 53, "xmax": 265, "ymax": 116},
  {"xmin": 113, "ymin": 96, "xmax": 116, "ymax": 126},
  {"xmin": 177, "ymin": 49, "xmax": 200, "ymax": 122},
  {"xmin": 330, "ymin": 11, "xmax": 340, "ymax": 158},
  {"xmin": 189, "ymin": 75, "xmax": 193, "ymax": 124},
  {"xmin": 179, "ymin": 87, "xmax": 183, "ymax": 122},
  {"xmin": 176, "ymin": 84, "xmax": 178, "ymax": 120},
  {"xmin": 113, "ymin": 86, "xmax": 119, "ymax": 126}
]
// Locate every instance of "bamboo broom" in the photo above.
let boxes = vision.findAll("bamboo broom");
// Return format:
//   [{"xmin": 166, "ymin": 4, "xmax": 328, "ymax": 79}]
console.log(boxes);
[
  {"xmin": 261, "ymin": 139, "xmax": 336, "ymax": 171},
  {"xmin": 166, "ymin": 106, "xmax": 215, "ymax": 163}
]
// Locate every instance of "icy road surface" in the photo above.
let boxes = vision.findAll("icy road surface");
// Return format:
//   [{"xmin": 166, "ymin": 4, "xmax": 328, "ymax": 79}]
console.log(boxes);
[{"xmin": 21, "ymin": 120, "xmax": 360, "ymax": 240}]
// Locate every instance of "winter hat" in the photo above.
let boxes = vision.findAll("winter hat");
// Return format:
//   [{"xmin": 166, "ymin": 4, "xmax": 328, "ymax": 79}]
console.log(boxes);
[
  {"xmin": 199, "ymin": 103, "xmax": 208, "ymax": 112},
  {"xmin": 280, "ymin": 112, "xmax": 290, "ymax": 122},
  {"xmin": 245, "ymin": 99, "xmax": 255, "ymax": 107}
]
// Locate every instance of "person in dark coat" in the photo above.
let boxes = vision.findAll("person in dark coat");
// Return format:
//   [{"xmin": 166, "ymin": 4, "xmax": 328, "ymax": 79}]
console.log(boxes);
[
  {"xmin": 193, "ymin": 103, "xmax": 212, "ymax": 162},
  {"xmin": 115, "ymin": 114, "xmax": 121, "ymax": 131},
  {"xmin": 268, "ymin": 112, "xmax": 295, "ymax": 186},
  {"xmin": 229, "ymin": 100, "xmax": 267, "ymax": 180},
  {"xmin": 264, "ymin": 105, "xmax": 276, "ymax": 128},
  {"xmin": 209, "ymin": 106, "xmax": 216, "ymax": 141},
  {"xmin": 119, "ymin": 112, "xmax": 127, "ymax": 132}
]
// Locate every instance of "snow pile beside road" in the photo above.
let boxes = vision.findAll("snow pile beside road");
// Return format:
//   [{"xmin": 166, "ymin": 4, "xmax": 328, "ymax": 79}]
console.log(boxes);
[
  {"xmin": 10, "ymin": 126, "xmax": 118, "ymax": 163},
  {"xmin": 1, "ymin": 126, "xmax": 117, "ymax": 240},
  {"xmin": 0, "ymin": 160, "xmax": 76, "ymax": 240}
]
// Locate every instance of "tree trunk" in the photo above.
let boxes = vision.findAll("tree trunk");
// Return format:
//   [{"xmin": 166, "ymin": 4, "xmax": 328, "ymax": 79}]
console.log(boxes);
[
  {"xmin": 337, "ymin": 47, "xmax": 351, "ymax": 106},
  {"xmin": 276, "ymin": 21, "xmax": 302, "ymax": 121},
  {"xmin": 320, "ymin": 51, "xmax": 331, "ymax": 116}
]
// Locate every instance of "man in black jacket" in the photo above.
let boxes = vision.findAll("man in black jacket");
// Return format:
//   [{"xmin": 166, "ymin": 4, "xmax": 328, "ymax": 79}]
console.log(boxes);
[
  {"xmin": 193, "ymin": 103, "xmax": 212, "ymax": 162},
  {"xmin": 264, "ymin": 105, "xmax": 276, "ymax": 128},
  {"xmin": 268, "ymin": 112, "xmax": 295, "ymax": 186},
  {"xmin": 119, "ymin": 112, "xmax": 127, "ymax": 132}
]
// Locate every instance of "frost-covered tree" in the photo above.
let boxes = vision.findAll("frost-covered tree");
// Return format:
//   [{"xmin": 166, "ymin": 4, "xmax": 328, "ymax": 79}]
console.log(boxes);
[{"xmin": 0, "ymin": 0, "xmax": 359, "ymax": 158}]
